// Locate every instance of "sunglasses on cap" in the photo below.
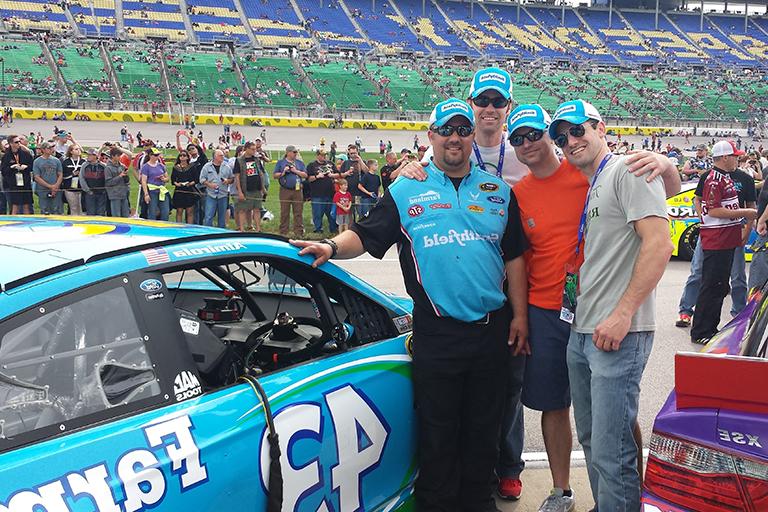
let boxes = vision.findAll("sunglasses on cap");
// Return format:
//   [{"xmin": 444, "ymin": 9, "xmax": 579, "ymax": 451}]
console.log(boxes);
[
  {"xmin": 508, "ymin": 129, "xmax": 544, "ymax": 147},
  {"xmin": 431, "ymin": 124, "xmax": 474, "ymax": 138},
  {"xmin": 553, "ymin": 121, "xmax": 597, "ymax": 149},
  {"xmin": 472, "ymin": 96, "xmax": 510, "ymax": 108}
]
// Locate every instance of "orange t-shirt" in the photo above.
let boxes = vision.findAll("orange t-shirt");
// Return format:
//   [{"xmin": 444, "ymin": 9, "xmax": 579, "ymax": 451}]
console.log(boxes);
[{"xmin": 513, "ymin": 160, "xmax": 590, "ymax": 310}]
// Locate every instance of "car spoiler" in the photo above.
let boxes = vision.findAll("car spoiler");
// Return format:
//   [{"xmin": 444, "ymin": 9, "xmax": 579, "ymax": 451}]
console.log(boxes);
[{"xmin": 675, "ymin": 352, "xmax": 768, "ymax": 414}]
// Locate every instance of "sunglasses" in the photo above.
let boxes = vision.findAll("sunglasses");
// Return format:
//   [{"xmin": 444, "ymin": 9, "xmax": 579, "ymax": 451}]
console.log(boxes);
[
  {"xmin": 553, "ymin": 121, "xmax": 597, "ymax": 149},
  {"xmin": 432, "ymin": 124, "xmax": 474, "ymax": 138},
  {"xmin": 508, "ymin": 129, "xmax": 544, "ymax": 147},
  {"xmin": 473, "ymin": 96, "xmax": 510, "ymax": 108},
  {"xmin": 10, "ymin": 140, "xmax": 19, "ymax": 144}
]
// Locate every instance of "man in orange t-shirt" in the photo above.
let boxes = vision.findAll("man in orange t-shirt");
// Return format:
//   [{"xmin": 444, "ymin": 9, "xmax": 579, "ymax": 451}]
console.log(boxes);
[{"xmin": 508, "ymin": 104, "xmax": 680, "ymax": 512}]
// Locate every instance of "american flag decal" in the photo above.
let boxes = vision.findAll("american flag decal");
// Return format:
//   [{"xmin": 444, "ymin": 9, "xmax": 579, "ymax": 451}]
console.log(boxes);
[{"xmin": 142, "ymin": 247, "xmax": 170, "ymax": 265}]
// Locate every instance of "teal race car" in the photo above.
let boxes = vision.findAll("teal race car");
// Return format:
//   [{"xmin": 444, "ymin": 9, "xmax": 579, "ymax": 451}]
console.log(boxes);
[{"xmin": 0, "ymin": 216, "xmax": 416, "ymax": 511}]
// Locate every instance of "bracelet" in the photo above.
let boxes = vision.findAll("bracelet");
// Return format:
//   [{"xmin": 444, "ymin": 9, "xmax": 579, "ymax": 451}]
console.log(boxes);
[{"xmin": 320, "ymin": 238, "xmax": 338, "ymax": 259}]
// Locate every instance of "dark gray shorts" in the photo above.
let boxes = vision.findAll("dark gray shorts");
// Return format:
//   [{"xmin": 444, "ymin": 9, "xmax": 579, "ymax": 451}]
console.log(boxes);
[{"xmin": 521, "ymin": 305, "xmax": 571, "ymax": 411}]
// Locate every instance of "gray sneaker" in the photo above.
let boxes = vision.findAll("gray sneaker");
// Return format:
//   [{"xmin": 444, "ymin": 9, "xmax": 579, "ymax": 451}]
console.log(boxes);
[{"xmin": 538, "ymin": 488, "xmax": 575, "ymax": 512}]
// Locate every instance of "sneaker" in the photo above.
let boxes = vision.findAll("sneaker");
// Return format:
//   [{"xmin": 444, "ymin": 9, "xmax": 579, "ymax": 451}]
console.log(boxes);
[
  {"xmin": 675, "ymin": 313, "xmax": 692, "ymax": 327},
  {"xmin": 539, "ymin": 488, "xmax": 575, "ymax": 512},
  {"xmin": 692, "ymin": 337, "xmax": 711, "ymax": 345},
  {"xmin": 497, "ymin": 477, "xmax": 522, "ymax": 500}
]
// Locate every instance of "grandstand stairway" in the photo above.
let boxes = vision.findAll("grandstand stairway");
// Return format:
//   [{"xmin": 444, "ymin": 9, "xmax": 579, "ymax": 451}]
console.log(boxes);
[
  {"xmin": 337, "ymin": 0, "xmax": 374, "ymax": 50},
  {"xmin": 225, "ymin": 45, "xmax": 252, "ymax": 98},
  {"xmin": 428, "ymin": 0, "xmax": 483, "ymax": 55},
  {"xmin": 704, "ymin": 14, "xmax": 757, "ymax": 64},
  {"xmin": 386, "ymin": 0, "xmax": 435, "ymax": 54},
  {"xmin": 99, "ymin": 41, "xmax": 123, "ymax": 101},
  {"xmin": 177, "ymin": 0, "xmax": 198, "ymax": 43},
  {"xmin": 230, "ymin": 0, "xmax": 258, "ymax": 46},
  {"xmin": 289, "ymin": 57, "xmax": 325, "ymax": 109},
  {"xmin": 287, "ymin": 0, "xmax": 321, "ymax": 47},
  {"xmin": 40, "ymin": 40, "xmax": 71, "ymax": 99},
  {"xmin": 357, "ymin": 60, "xmax": 398, "ymax": 111},
  {"xmin": 64, "ymin": 5, "xmax": 83, "ymax": 36},
  {"xmin": 662, "ymin": 12, "xmax": 709, "ymax": 59},
  {"xmin": 613, "ymin": 9, "xmax": 665, "ymax": 61},
  {"xmin": 571, "ymin": 7, "xmax": 625, "ymax": 65},
  {"xmin": 114, "ymin": 0, "xmax": 124, "ymax": 34}
]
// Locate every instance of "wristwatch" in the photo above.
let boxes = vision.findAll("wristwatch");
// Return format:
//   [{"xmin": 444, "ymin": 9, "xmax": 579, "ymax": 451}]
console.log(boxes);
[{"xmin": 320, "ymin": 238, "xmax": 338, "ymax": 259}]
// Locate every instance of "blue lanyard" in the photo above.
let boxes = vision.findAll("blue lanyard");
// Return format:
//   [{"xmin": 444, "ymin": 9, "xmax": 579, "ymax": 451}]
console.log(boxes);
[
  {"xmin": 576, "ymin": 153, "xmax": 612, "ymax": 256},
  {"xmin": 472, "ymin": 139, "xmax": 505, "ymax": 178}
]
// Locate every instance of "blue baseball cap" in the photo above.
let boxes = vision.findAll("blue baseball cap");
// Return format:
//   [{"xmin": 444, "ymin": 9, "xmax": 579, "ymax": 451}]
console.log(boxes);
[
  {"xmin": 548, "ymin": 100, "xmax": 603, "ymax": 139},
  {"xmin": 469, "ymin": 67, "xmax": 512, "ymax": 100},
  {"xmin": 507, "ymin": 104, "xmax": 552, "ymax": 134},
  {"xmin": 429, "ymin": 98, "xmax": 475, "ymax": 128}
]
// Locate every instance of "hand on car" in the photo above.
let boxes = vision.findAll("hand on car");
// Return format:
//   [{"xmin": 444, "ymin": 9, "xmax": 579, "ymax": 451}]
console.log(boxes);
[{"xmin": 290, "ymin": 239, "xmax": 332, "ymax": 268}]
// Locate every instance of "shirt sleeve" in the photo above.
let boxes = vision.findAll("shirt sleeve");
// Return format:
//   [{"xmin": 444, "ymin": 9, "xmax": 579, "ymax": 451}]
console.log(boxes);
[
  {"xmin": 501, "ymin": 188, "xmax": 529, "ymax": 262},
  {"xmin": 349, "ymin": 189, "xmax": 402, "ymax": 259},
  {"xmin": 616, "ymin": 162, "xmax": 668, "ymax": 223},
  {"xmin": 694, "ymin": 172, "xmax": 707, "ymax": 197}
]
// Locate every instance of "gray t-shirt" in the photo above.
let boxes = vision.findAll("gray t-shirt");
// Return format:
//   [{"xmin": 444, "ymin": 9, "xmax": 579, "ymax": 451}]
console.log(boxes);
[
  {"xmin": 574, "ymin": 155, "xmax": 668, "ymax": 334},
  {"xmin": 32, "ymin": 156, "xmax": 62, "ymax": 186}
]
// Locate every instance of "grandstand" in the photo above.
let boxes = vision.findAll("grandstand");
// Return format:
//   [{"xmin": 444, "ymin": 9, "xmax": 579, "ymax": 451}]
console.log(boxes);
[{"xmin": 0, "ymin": 0, "xmax": 764, "ymax": 125}]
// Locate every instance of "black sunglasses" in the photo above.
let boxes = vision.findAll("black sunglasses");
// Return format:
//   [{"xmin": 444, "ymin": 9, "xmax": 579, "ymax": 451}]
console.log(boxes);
[
  {"xmin": 473, "ymin": 96, "xmax": 510, "ymax": 108},
  {"xmin": 432, "ymin": 124, "xmax": 474, "ymax": 138},
  {"xmin": 553, "ymin": 121, "xmax": 597, "ymax": 148},
  {"xmin": 508, "ymin": 129, "xmax": 544, "ymax": 147}
]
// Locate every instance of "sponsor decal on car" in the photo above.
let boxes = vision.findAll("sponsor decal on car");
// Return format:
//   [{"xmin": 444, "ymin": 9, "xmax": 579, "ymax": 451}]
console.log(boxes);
[
  {"xmin": 408, "ymin": 205, "xmax": 424, "ymax": 217},
  {"xmin": 145, "ymin": 292, "xmax": 165, "ymax": 301},
  {"xmin": 174, "ymin": 370, "xmax": 202, "ymax": 401},
  {"xmin": 393, "ymin": 314, "xmax": 413, "ymax": 334},
  {"xmin": 139, "ymin": 278, "xmax": 163, "ymax": 292},
  {"xmin": 172, "ymin": 242, "xmax": 246, "ymax": 259},
  {"xmin": 479, "ymin": 182, "xmax": 499, "ymax": 192},
  {"xmin": 0, "ymin": 415, "xmax": 207, "ymax": 512}
]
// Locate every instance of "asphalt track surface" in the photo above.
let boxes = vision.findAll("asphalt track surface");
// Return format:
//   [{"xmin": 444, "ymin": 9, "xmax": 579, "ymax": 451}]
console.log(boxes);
[{"xmin": 6, "ymin": 118, "xmax": 749, "ymax": 509}]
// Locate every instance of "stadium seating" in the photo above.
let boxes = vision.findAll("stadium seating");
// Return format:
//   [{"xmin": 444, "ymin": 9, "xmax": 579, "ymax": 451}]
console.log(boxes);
[
  {"xmin": 392, "ymin": 0, "xmax": 477, "ymax": 55},
  {"xmin": 304, "ymin": 61, "xmax": 383, "ymax": 110},
  {"xmin": 577, "ymin": 8, "xmax": 656, "ymax": 64},
  {"xmin": 109, "ymin": 44, "xmax": 165, "ymax": 104},
  {"xmin": 442, "ymin": 1, "xmax": 521, "ymax": 58},
  {"xmin": 51, "ymin": 44, "xmax": 114, "ymax": 100},
  {"xmin": 123, "ymin": 0, "xmax": 188, "ymax": 41},
  {"xmin": 620, "ymin": 10, "xmax": 705, "ymax": 64},
  {"xmin": 0, "ymin": 41, "xmax": 60, "ymax": 98},
  {"xmin": 526, "ymin": 6, "xmax": 616, "ymax": 64},
  {"xmin": 344, "ymin": 0, "xmax": 429, "ymax": 54},
  {"xmin": 187, "ymin": 0, "xmax": 249, "ymax": 43},
  {"xmin": 366, "ymin": 63, "xmax": 440, "ymax": 112},
  {"xmin": 483, "ymin": 2, "xmax": 567, "ymax": 60},
  {"xmin": 667, "ymin": 12, "xmax": 756, "ymax": 66},
  {"xmin": 165, "ymin": 51, "xmax": 244, "ymax": 104},
  {"xmin": 68, "ymin": 0, "xmax": 117, "ymax": 37},
  {"xmin": 236, "ymin": 54, "xmax": 308, "ymax": 108},
  {"xmin": 0, "ymin": 0, "xmax": 71, "ymax": 33},
  {"xmin": 428, "ymin": 66, "xmax": 473, "ymax": 98},
  {"xmin": 293, "ymin": 0, "xmax": 369, "ymax": 50},
  {"xmin": 240, "ymin": 0, "xmax": 313, "ymax": 49}
]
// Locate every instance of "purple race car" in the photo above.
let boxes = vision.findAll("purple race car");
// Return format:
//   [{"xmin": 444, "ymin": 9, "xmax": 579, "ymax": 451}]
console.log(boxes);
[{"xmin": 641, "ymin": 284, "xmax": 768, "ymax": 512}]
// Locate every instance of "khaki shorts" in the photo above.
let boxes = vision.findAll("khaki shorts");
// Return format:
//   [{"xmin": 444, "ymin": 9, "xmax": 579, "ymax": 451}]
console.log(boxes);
[{"xmin": 235, "ymin": 197, "xmax": 263, "ymax": 211}]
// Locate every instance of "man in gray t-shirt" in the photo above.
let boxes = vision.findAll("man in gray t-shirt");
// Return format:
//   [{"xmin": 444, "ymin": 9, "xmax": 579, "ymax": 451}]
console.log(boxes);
[
  {"xmin": 548, "ymin": 100, "xmax": 672, "ymax": 512},
  {"xmin": 32, "ymin": 142, "xmax": 63, "ymax": 215}
]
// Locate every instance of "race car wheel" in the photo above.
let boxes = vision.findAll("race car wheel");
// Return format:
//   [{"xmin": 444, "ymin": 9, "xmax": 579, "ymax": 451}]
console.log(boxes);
[{"xmin": 678, "ymin": 224, "xmax": 699, "ymax": 261}]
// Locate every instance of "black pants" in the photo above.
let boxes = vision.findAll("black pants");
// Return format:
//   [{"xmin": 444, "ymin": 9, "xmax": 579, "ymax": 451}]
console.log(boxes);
[
  {"xmin": 691, "ymin": 248, "xmax": 735, "ymax": 341},
  {"xmin": 412, "ymin": 306, "xmax": 511, "ymax": 512}
]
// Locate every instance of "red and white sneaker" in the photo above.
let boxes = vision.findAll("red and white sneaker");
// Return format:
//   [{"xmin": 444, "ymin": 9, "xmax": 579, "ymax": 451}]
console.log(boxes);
[{"xmin": 497, "ymin": 477, "xmax": 523, "ymax": 500}]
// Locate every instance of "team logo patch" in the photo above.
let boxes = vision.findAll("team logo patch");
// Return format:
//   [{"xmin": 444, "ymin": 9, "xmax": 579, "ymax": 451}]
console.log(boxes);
[
  {"xmin": 490, "ymin": 208, "xmax": 505, "ymax": 217},
  {"xmin": 487, "ymin": 195, "xmax": 506, "ymax": 204},
  {"xmin": 408, "ymin": 204, "xmax": 424, "ymax": 217},
  {"xmin": 478, "ymin": 72, "xmax": 507, "ymax": 83},
  {"xmin": 527, "ymin": 218, "xmax": 535, "ymax": 228},
  {"xmin": 479, "ymin": 182, "xmax": 499, "ymax": 192},
  {"xmin": 468, "ymin": 205, "xmax": 485, "ymax": 213},
  {"xmin": 430, "ymin": 203, "xmax": 452, "ymax": 210},
  {"xmin": 139, "ymin": 278, "xmax": 163, "ymax": 292},
  {"xmin": 145, "ymin": 292, "xmax": 165, "ymax": 301}
]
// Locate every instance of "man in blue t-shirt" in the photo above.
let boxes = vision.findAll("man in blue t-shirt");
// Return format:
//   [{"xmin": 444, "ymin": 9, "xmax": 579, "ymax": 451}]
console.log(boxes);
[{"xmin": 291, "ymin": 98, "xmax": 528, "ymax": 512}]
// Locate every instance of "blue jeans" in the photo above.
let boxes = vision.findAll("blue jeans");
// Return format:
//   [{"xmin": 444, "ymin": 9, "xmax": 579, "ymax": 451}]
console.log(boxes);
[
  {"xmin": 359, "ymin": 196, "xmax": 377, "ymax": 217},
  {"xmin": 204, "ymin": 195, "xmax": 228, "ymax": 228},
  {"xmin": 84, "ymin": 191, "xmax": 107, "ymax": 216},
  {"xmin": 749, "ymin": 234, "xmax": 768, "ymax": 290},
  {"xmin": 110, "ymin": 197, "xmax": 130, "ymax": 217},
  {"xmin": 37, "ymin": 191, "xmax": 63, "ymax": 214},
  {"xmin": 311, "ymin": 196, "xmax": 336, "ymax": 232},
  {"xmin": 567, "ymin": 330, "xmax": 653, "ymax": 512},
  {"xmin": 678, "ymin": 242, "xmax": 746, "ymax": 317},
  {"xmin": 148, "ymin": 189, "xmax": 169, "ymax": 221},
  {"xmin": 496, "ymin": 353, "xmax": 526, "ymax": 479}
]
